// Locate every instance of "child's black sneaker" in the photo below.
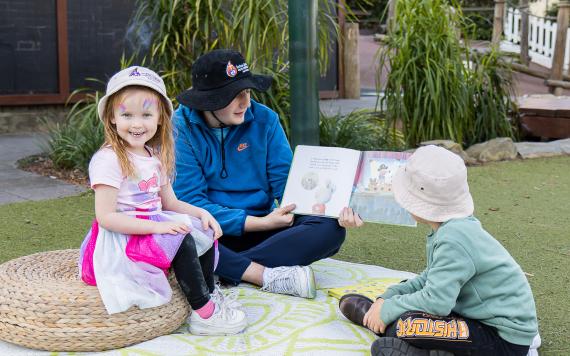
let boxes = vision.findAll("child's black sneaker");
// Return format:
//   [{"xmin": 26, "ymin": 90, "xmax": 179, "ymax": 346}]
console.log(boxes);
[{"xmin": 371, "ymin": 337, "xmax": 454, "ymax": 356}]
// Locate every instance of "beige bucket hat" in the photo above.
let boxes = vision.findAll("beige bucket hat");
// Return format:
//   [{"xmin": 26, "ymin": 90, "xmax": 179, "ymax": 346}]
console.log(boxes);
[
  {"xmin": 392, "ymin": 145, "xmax": 474, "ymax": 222},
  {"xmin": 97, "ymin": 66, "xmax": 173, "ymax": 122}
]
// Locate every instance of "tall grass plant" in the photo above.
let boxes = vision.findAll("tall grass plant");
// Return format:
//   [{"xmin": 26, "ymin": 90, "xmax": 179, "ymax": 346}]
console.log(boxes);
[{"xmin": 378, "ymin": 0, "xmax": 517, "ymax": 147}]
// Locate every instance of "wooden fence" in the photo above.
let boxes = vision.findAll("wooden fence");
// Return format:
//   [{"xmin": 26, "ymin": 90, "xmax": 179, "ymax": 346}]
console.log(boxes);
[{"xmin": 502, "ymin": 7, "xmax": 570, "ymax": 70}]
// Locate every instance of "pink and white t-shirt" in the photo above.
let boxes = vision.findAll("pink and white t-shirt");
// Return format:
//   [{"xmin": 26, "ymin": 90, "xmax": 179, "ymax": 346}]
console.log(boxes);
[{"xmin": 88, "ymin": 147, "xmax": 168, "ymax": 215}]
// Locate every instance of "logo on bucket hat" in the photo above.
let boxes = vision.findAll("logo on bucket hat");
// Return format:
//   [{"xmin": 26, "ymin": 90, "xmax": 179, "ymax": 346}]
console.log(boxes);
[{"xmin": 226, "ymin": 61, "xmax": 238, "ymax": 77}]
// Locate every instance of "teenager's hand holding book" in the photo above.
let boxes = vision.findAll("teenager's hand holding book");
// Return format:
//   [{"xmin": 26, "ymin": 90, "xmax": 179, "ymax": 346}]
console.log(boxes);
[{"xmin": 338, "ymin": 207, "xmax": 364, "ymax": 228}]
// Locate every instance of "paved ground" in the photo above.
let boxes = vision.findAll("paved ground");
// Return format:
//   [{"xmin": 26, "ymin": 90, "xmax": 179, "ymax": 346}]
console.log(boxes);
[{"xmin": 0, "ymin": 133, "xmax": 86, "ymax": 205}]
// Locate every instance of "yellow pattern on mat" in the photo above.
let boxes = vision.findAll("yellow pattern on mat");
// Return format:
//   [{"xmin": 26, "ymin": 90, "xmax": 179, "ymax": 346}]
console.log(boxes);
[{"xmin": 327, "ymin": 278, "xmax": 404, "ymax": 300}]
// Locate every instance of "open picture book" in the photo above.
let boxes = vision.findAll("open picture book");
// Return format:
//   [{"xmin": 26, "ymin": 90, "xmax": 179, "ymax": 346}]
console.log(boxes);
[{"xmin": 281, "ymin": 145, "xmax": 416, "ymax": 226}]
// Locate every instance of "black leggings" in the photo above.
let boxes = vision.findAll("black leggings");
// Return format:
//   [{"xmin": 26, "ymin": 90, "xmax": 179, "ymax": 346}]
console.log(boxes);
[
  {"xmin": 171, "ymin": 234, "xmax": 215, "ymax": 310},
  {"xmin": 378, "ymin": 311, "xmax": 530, "ymax": 356}
]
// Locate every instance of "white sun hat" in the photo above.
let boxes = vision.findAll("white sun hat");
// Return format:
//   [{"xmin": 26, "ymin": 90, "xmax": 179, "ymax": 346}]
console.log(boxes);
[
  {"xmin": 97, "ymin": 66, "xmax": 174, "ymax": 122},
  {"xmin": 392, "ymin": 145, "xmax": 474, "ymax": 222}
]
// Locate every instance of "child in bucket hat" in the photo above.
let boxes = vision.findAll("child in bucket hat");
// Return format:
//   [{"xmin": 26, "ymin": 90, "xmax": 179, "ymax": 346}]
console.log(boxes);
[
  {"xmin": 172, "ymin": 49, "xmax": 362, "ymax": 300},
  {"xmin": 79, "ymin": 66, "xmax": 248, "ymax": 336},
  {"xmin": 340, "ymin": 145, "xmax": 538, "ymax": 356}
]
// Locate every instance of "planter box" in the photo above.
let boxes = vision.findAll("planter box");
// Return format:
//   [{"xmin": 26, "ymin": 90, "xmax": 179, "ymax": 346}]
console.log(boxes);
[{"xmin": 518, "ymin": 96, "xmax": 570, "ymax": 139}]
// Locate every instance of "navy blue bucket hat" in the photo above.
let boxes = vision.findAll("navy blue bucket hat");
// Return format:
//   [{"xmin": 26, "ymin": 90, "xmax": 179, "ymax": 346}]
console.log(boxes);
[{"xmin": 177, "ymin": 49, "xmax": 273, "ymax": 111}]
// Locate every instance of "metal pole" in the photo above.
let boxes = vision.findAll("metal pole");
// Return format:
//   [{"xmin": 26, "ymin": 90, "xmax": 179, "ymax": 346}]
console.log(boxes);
[{"xmin": 289, "ymin": 0, "xmax": 320, "ymax": 148}]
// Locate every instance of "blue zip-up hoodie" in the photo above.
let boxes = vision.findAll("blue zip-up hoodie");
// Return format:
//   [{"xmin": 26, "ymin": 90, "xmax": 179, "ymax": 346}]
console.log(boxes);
[{"xmin": 172, "ymin": 100, "xmax": 293, "ymax": 236}]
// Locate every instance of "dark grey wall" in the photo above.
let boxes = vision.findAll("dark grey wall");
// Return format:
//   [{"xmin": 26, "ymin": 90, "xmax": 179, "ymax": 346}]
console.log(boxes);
[
  {"xmin": 0, "ymin": 0, "xmax": 59, "ymax": 94},
  {"xmin": 0, "ymin": 0, "xmax": 136, "ymax": 95},
  {"xmin": 67, "ymin": 0, "xmax": 136, "ymax": 91}
]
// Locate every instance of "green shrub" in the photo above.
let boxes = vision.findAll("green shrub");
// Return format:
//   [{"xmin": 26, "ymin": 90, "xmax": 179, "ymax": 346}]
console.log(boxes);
[
  {"xmin": 319, "ymin": 109, "xmax": 405, "ymax": 151},
  {"xmin": 379, "ymin": 0, "xmax": 470, "ymax": 147},
  {"xmin": 379, "ymin": 0, "xmax": 517, "ymax": 147},
  {"xmin": 467, "ymin": 49, "xmax": 518, "ymax": 146},
  {"xmin": 43, "ymin": 88, "xmax": 104, "ymax": 171}
]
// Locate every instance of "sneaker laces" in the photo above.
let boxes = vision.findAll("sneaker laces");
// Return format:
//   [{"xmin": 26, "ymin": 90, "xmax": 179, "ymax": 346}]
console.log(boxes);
[
  {"xmin": 212, "ymin": 300, "xmax": 243, "ymax": 322},
  {"xmin": 212, "ymin": 283, "xmax": 241, "ymax": 309},
  {"xmin": 261, "ymin": 267, "xmax": 299, "ymax": 295}
]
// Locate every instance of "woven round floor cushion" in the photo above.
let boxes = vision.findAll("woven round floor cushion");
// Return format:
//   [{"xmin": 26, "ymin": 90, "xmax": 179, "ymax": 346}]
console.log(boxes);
[{"xmin": 0, "ymin": 249, "xmax": 189, "ymax": 352}]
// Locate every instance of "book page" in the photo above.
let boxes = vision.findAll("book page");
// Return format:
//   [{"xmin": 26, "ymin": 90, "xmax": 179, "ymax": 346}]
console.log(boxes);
[
  {"xmin": 350, "ymin": 151, "xmax": 417, "ymax": 226},
  {"xmin": 281, "ymin": 145, "xmax": 361, "ymax": 218}
]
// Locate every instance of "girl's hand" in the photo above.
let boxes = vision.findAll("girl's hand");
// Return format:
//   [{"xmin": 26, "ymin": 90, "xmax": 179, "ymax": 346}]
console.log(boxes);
[
  {"xmin": 154, "ymin": 221, "xmax": 191, "ymax": 235},
  {"xmin": 363, "ymin": 298, "xmax": 387, "ymax": 334},
  {"xmin": 338, "ymin": 207, "xmax": 364, "ymax": 228},
  {"xmin": 198, "ymin": 209, "xmax": 223, "ymax": 240}
]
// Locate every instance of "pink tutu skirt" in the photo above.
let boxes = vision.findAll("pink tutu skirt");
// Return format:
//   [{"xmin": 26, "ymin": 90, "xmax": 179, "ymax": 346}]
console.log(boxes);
[{"xmin": 78, "ymin": 211, "xmax": 216, "ymax": 314}]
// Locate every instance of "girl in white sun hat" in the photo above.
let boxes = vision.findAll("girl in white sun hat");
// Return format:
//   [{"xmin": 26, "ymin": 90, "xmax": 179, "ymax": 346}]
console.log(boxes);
[
  {"xmin": 340, "ymin": 145, "xmax": 538, "ymax": 356},
  {"xmin": 78, "ymin": 66, "xmax": 247, "ymax": 336}
]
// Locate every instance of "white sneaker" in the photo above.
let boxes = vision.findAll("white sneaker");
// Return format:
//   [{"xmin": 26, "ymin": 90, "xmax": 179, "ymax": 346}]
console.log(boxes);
[
  {"xmin": 261, "ymin": 266, "xmax": 316, "ymax": 299},
  {"xmin": 211, "ymin": 284, "xmax": 242, "ymax": 309},
  {"xmin": 188, "ymin": 302, "xmax": 247, "ymax": 336}
]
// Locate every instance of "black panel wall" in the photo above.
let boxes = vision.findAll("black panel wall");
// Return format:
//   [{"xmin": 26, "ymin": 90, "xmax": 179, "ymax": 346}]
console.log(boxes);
[
  {"xmin": 67, "ymin": 0, "xmax": 136, "ymax": 91},
  {"xmin": 0, "ymin": 0, "xmax": 59, "ymax": 94}
]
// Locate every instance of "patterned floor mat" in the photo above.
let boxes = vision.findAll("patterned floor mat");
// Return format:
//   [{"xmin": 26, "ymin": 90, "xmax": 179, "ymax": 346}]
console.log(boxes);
[{"xmin": 1, "ymin": 258, "xmax": 537, "ymax": 355}]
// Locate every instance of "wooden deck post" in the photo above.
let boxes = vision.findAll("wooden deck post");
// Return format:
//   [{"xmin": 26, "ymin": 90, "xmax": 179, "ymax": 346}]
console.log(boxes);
[
  {"xmin": 492, "ymin": 0, "xmax": 506, "ymax": 47},
  {"xmin": 343, "ymin": 22, "xmax": 360, "ymax": 99},
  {"xmin": 520, "ymin": 0, "xmax": 530, "ymax": 65},
  {"xmin": 549, "ymin": 1, "xmax": 570, "ymax": 96}
]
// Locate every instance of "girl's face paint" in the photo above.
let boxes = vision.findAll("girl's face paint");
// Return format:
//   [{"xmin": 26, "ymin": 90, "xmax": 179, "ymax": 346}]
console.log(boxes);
[
  {"xmin": 118, "ymin": 103, "xmax": 127, "ymax": 114},
  {"xmin": 142, "ymin": 98, "xmax": 157, "ymax": 111}
]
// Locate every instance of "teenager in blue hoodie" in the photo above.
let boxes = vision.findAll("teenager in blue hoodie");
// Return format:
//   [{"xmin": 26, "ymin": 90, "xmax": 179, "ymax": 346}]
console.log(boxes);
[{"xmin": 172, "ymin": 49, "xmax": 363, "ymax": 299}]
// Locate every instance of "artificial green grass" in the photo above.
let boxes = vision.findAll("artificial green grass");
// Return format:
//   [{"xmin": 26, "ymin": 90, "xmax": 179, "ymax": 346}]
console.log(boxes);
[
  {"xmin": 1, "ymin": 156, "xmax": 569, "ymax": 354},
  {"xmin": 0, "ymin": 192, "xmax": 93, "ymax": 263}
]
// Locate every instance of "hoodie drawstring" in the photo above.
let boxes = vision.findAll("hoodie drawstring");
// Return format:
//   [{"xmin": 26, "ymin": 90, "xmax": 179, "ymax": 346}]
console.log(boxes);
[{"xmin": 212, "ymin": 112, "xmax": 228, "ymax": 179}]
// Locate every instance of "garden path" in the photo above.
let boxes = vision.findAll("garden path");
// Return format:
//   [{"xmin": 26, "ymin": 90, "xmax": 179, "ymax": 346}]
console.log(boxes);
[{"xmin": 0, "ymin": 133, "xmax": 85, "ymax": 205}]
